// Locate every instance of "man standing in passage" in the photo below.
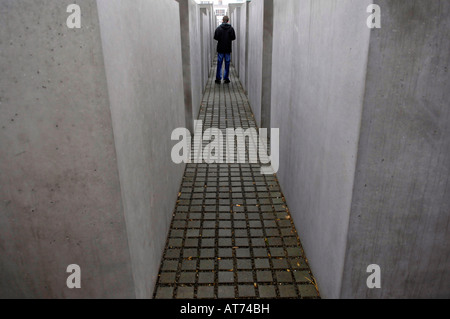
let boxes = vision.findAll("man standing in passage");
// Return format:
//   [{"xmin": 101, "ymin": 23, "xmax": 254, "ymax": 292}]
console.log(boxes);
[{"xmin": 214, "ymin": 16, "xmax": 236, "ymax": 84}]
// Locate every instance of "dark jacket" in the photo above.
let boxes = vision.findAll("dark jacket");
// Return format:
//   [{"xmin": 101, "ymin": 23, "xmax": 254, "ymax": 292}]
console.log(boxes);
[{"xmin": 214, "ymin": 23, "xmax": 236, "ymax": 53}]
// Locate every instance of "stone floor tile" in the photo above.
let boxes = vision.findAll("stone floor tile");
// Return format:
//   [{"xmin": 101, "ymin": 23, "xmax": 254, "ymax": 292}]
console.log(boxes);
[
  {"xmin": 258, "ymin": 285, "xmax": 276, "ymax": 299},
  {"xmin": 176, "ymin": 286, "xmax": 194, "ymax": 299},
  {"xmin": 238, "ymin": 285, "xmax": 256, "ymax": 298},
  {"xmin": 279, "ymin": 285, "xmax": 297, "ymax": 298},
  {"xmin": 155, "ymin": 287, "xmax": 174, "ymax": 299},
  {"xmin": 298, "ymin": 284, "xmax": 319, "ymax": 298},
  {"xmin": 219, "ymin": 271, "xmax": 235, "ymax": 283},
  {"xmin": 218, "ymin": 286, "xmax": 235, "ymax": 299},
  {"xmin": 152, "ymin": 65, "xmax": 319, "ymax": 300},
  {"xmin": 197, "ymin": 286, "xmax": 215, "ymax": 299}
]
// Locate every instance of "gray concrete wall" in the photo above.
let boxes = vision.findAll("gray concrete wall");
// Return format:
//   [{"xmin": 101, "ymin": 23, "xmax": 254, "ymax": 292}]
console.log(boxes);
[
  {"xmin": 229, "ymin": 2, "xmax": 248, "ymax": 89},
  {"xmin": 270, "ymin": 0, "xmax": 372, "ymax": 298},
  {"xmin": 270, "ymin": 0, "xmax": 450, "ymax": 299},
  {"xmin": 0, "ymin": 0, "xmax": 135, "ymax": 298},
  {"xmin": 96, "ymin": 0, "xmax": 185, "ymax": 299},
  {"xmin": 200, "ymin": 5, "xmax": 214, "ymax": 90},
  {"xmin": 230, "ymin": 6, "xmax": 237, "ymax": 68},
  {"xmin": 189, "ymin": 0, "xmax": 203, "ymax": 120},
  {"xmin": 241, "ymin": 1, "xmax": 250, "ymax": 91},
  {"xmin": 177, "ymin": 0, "xmax": 203, "ymax": 131},
  {"xmin": 229, "ymin": 4, "xmax": 241, "ymax": 76},
  {"xmin": 207, "ymin": 4, "xmax": 216, "ymax": 68},
  {"xmin": 0, "ymin": 0, "xmax": 186, "ymax": 299},
  {"xmin": 260, "ymin": 0, "xmax": 273, "ymax": 130},
  {"xmin": 341, "ymin": 0, "xmax": 450, "ymax": 299},
  {"xmin": 178, "ymin": 0, "xmax": 215, "ymax": 127},
  {"xmin": 177, "ymin": 0, "xmax": 193, "ymax": 133},
  {"xmin": 247, "ymin": 0, "xmax": 264, "ymax": 127},
  {"xmin": 238, "ymin": 2, "xmax": 248, "ymax": 90}
]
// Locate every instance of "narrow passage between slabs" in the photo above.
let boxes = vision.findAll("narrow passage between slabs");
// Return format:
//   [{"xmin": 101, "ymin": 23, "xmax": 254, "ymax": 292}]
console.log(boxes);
[{"xmin": 153, "ymin": 63, "xmax": 320, "ymax": 300}]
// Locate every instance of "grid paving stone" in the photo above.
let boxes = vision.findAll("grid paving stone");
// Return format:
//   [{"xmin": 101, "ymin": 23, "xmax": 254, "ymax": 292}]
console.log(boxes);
[
  {"xmin": 294, "ymin": 271, "xmax": 313, "ymax": 283},
  {"xmin": 200, "ymin": 249, "xmax": 215, "ymax": 258},
  {"xmin": 179, "ymin": 272, "xmax": 196, "ymax": 284},
  {"xmin": 236, "ymin": 248, "xmax": 251, "ymax": 258},
  {"xmin": 276, "ymin": 271, "xmax": 294, "ymax": 283},
  {"xmin": 219, "ymin": 259, "xmax": 234, "ymax": 271},
  {"xmin": 219, "ymin": 271, "xmax": 235, "ymax": 283},
  {"xmin": 162, "ymin": 260, "xmax": 179, "ymax": 271},
  {"xmin": 185, "ymin": 239, "xmax": 199, "ymax": 248},
  {"xmin": 270, "ymin": 248, "xmax": 286, "ymax": 257},
  {"xmin": 183, "ymin": 249, "xmax": 198, "ymax": 258},
  {"xmin": 257, "ymin": 271, "xmax": 273, "ymax": 283},
  {"xmin": 219, "ymin": 238, "xmax": 232, "ymax": 247},
  {"xmin": 176, "ymin": 286, "xmax": 194, "ymax": 299},
  {"xmin": 153, "ymin": 64, "xmax": 319, "ymax": 300},
  {"xmin": 155, "ymin": 287, "xmax": 174, "ymax": 299},
  {"xmin": 219, "ymin": 229, "xmax": 232, "ymax": 237},
  {"xmin": 201, "ymin": 238, "xmax": 215, "ymax": 247},
  {"xmin": 202, "ymin": 229, "xmax": 215, "ymax": 237},
  {"xmin": 237, "ymin": 271, "xmax": 254, "ymax": 283},
  {"xmin": 181, "ymin": 260, "xmax": 197, "ymax": 271},
  {"xmin": 198, "ymin": 272, "xmax": 215, "ymax": 284},
  {"xmin": 259, "ymin": 286, "xmax": 277, "ymax": 299},
  {"xmin": 218, "ymin": 248, "xmax": 233, "ymax": 258},
  {"xmin": 218, "ymin": 286, "xmax": 236, "ymax": 299},
  {"xmin": 159, "ymin": 273, "xmax": 176, "ymax": 284},
  {"xmin": 255, "ymin": 259, "xmax": 271, "ymax": 269},
  {"xmin": 279, "ymin": 285, "xmax": 297, "ymax": 298},
  {"xmin": 165, "ymin": 249, "xmax": 180, "ymax": 259},
  {"xmin": 291, "ymin": 258, "xmax": 310, "ymax": 270},
  {"xmin": 235, "ymin": 229, "xmax": 248, "ymax": 237},
  {"xmin": 168, "ymin": 238, "xmax": 183, "ymax": 247},
  {"xmin": 273, "ymin": 258, "xmax": 289, "ymax": 269},
  {"xmin": 238, "ymin": 285, "xmax": 256, "ymax": 298},
  {"xmin": 236, "ymin": 259, "xmax": 252, "ymax": 270},
  {"xmin": 251, "ymin": 238, "xmax": 266, "ymax": 247},
  {"xmin": 298, "ymin": 285, "xmax": 319, "ymax": 298},
  {"xmin": 200, "ymin": 260, "xmax": 215, "ymax": 271},
  {"xmin": 287, "ymin": 248, "xmax": 302, "ymax": 257},
  {"xmin": 254, "ymin": 248, "xmax": 269, "ymax": 258},
  {"xmin": 197, "ymin": 286, "xmax": 215, "ymax": 299}
]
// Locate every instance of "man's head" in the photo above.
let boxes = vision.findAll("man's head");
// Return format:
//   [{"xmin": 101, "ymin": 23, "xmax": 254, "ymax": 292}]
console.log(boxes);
[{"xmin": 223, "ymin": 16, "xmax": 229, "ymax": 24}]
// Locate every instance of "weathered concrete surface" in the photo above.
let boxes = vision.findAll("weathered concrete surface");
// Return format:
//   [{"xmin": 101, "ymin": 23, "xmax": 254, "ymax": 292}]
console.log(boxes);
[
  {"xmin": 271, "ymin": 0, "xmax": 450, "ymax": 298},
  {"xmin": 270, "ymin": 0, "xmax": 372, "ymax": 298},
  {"xmin": 177, "ymin": 1, "xmax": 215, "ymax": 128},
  {"xmin": 191, "ymin": 2, "xmax": 209, "ymax": 119},
  {"xmin": 0, "ymin": 0, "xmax": 135, "ymax": 298},
  {"xmin": 245, "ymin": 0, "xmax": 273, "ymax": 128},
  {"xmin": 177, "ymin": 0, "xmax": 194, "ymax": 133},
  {"xmin": 241, "ymin": 1, "xmax": 250, "ymax": 91},
  {"xmin": 229, "ymin": 3, "xmax": 242, "ymax": 77},
  {"xmin": 229, "ymin": 2, "xmax": 250, "ymax": 90},
  {"xmin": 0, "ymin": 0, "xmax": 186, "ymax": 299},
  {"xmin": 247, "ymin": 0, "xmax": 264, "ymax": 127},
  {"xmin": 177, "ymin": 0, "xmax": 201, "ymax": 132},
  {"xmin": 341, "ymin": 0, "xmax": 450, "ymax": 299},
  {"xmin": 260, "ymin": 0, "xmax": 273, "ymax": 130},
  {"xmin": 97, "ymin": 0, "xmax": 186, "ymax": 299},
  {"xmin": 237, "ymin": 2, "xmax": 249, "ymax": 91},
  {"xmin": 199, "ymin": 5, "xmax": 214, "ymax": 90}
]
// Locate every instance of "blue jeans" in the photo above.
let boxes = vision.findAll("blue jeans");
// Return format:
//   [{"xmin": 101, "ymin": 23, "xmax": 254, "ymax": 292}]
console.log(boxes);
[{"xmin": 216, "ymin": 53, "xmax": 231, "ymax": 80}]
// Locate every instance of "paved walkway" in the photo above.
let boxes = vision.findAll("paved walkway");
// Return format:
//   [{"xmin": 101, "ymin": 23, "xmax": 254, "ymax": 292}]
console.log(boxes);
[{"xmin": 153, "ymin": 65, "xmax": 320, "ymax": 299}]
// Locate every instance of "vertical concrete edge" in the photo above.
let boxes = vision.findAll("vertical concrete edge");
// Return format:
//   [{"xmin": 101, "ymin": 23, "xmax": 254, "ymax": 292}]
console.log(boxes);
[
  {"xmin": 94, "ymin": 0, "xmax": 137, "ymax": 299},
  {"xmin": 261, "ymin": 0, "xmax": 273, "ymax": 130},
  {"xmin": 339, "ymin": 0, "xmax": 374, "ymax": 299},
  {"xmin": 177, "ymin": 0, "xmax": 194, "ymax": 134}
]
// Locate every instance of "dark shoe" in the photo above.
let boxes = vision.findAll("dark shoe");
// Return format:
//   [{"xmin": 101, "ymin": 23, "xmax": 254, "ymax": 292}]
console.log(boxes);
[
  {"xmin": 224, "ymin": 79, "xmax": 231, "ymax": 84},
  {"xmin": 215, "ymin": 79, "xmax": 221, "ymax": 84}
]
